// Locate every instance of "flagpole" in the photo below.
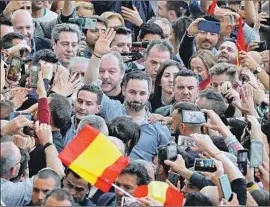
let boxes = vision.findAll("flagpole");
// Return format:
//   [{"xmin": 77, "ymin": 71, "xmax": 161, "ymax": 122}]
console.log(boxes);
[{"xmin": 111, "ymin": 183, "xmax": 137, "ymax": 200}]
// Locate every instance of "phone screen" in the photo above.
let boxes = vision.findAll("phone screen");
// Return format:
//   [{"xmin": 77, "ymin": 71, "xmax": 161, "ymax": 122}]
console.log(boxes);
[
  {"xmin": 7, "ymin": 57, "xmax": 22, "ymax": 82},
  {"xmin": 178, "ymin": 135, "xmax": 196, "ymax": 147},
  {"xmin": 250, "ymin": 140, "xmax": 263, "ymax": 168},
  {"xmin": 122, "ymin": 1, "xmax": 133, "ymax": 9},
  {"xmin": 254, "ymin": 41, "xmax": 267, "ymax": 52},
  {"xmin": 219, "ymin": 175, "xmax": 232, "ymax": 201},
  {"xmin": 9, "ymin": 112, "xmax": 32, "ymax": 121},
  {"xmin": 121, "ymin": 197, "xmax": 139, "ymax": 206},
  {"xmin": 182, "ymin": 110, "xmax": 206, "ymax": 124},
  {"xmin": 237, "ymin": 149, "xmax": 248, "ymax": 176},
  {"xmin": 168, "ymin": 172, "xmax": 179, "ymax": 187},
  {"xmin": 29, "ymin": 63, "xmax": 41, "ymax": 88},
  {"xmin": 198, "ymin": 20, "xmax": 220, "ymax": 34},
  {"xmin": 167, "ymin": 143, "xmax": 177, "ymax": 161},
  {"xmin": 194, "ymin": 158, "xmax": 216, "ymax": 172}
]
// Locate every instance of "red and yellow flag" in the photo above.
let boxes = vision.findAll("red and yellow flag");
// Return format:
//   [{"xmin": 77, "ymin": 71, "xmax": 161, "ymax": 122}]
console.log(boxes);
[
  {"xmin": 134, "ymin": 181, "xmax": 184, "ymax": 206},
  {"xmin": 208, "ymin": 0, "xmax": 217, "ymax": 14},
  {"xmin": 235, "ymin": 17, "xmax": 247, "ymax": 67},
  {"xmin": 58, "ymin": 125, "xmax": 130, "ymax": 192}
]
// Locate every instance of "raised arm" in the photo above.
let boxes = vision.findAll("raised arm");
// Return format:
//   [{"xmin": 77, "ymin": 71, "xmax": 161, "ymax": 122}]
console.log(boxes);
[
  {"xmin": 84, "ymin": 28, "xmax": 116, "ymax": 84},
  {"xmin": 243, "ymin": 1, "xmax": 257, "ymax": 26}
]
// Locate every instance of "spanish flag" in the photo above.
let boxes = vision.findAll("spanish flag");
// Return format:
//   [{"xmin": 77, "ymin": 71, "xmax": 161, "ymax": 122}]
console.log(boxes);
[
  {"xmin": 58, "ymin": 125, "xmax": 130, "ymax": 192},
  {"xmin": 208, "ymin": 0, "xmax": 217, "ymax": 14},
  {"xmin": 235, "ymin": 17, "xmax": 247, "ymax": 67},
  {"xmin": 134, "ymin": 181, "xmax": 184, "ymax": 206}
]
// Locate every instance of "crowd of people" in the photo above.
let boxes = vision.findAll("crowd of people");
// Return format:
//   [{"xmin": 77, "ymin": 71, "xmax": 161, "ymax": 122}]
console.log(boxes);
[{"xmin": 0, "ymin": 0, "xmax": 269, "ymax": 206}]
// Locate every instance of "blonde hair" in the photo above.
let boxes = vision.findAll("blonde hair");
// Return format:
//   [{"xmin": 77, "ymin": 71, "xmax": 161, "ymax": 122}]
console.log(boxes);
[{"xmin": 100, "ymin": 11, "xmax": 124, "ymax": 25}]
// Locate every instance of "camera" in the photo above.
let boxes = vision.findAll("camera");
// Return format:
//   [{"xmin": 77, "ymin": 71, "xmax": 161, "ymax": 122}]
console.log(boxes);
[
  {"xmin": 132, "ymin": 41, "xmax": 149, "ymax": 49},
  {"xmin": 69, "ymin": 17, "xmax": 97, "ymax": 30},
  {"xmin": 194, "ymin": 158, "xmax": 217, "ymax": 172},
  {"xmin": 157, "ymin": 142, "xmax": 178, "ymax": 163}
]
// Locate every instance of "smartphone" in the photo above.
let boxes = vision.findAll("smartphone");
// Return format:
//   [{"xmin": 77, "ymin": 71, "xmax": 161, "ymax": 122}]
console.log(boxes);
[
  {"xmin": 177, "ymin": 135, "xmax": 196, "ymax": 147},
  {"xmin": 167, "ymin": 142, "xmax": 178, "ymax": 161},
  {"xmin": 182, "ymin": 110, "xmax": 206, "ymax": 124},
  {"xmin": 28, "ymin": 62, "xmax": 41, "ymax": 88},
  {"xmin": 121, "ymin": 197, "xmax": 139, "ymax": 206},
  {"xmin": 84, "ymin": 18, "xmax": 97, "ymax": 30},
  {"xmin": 198, "ymin": 20, "xmax": 220, "ymax": 34},
  {"xmin": 237, "ymin": 149, "xmax": 248, "ymax": 176},
  {"xmin": 9, "ymin": 112, "xmax": 32, "ymax": 121},
  {"xmin": 194, "ymin": 158, "xmax": 217, "ymax": 172},
  {"xmin": 250, "ymin": 140, "xmax": 263, "ymax": 168},
  {"xmin": 168, "ymin": 172, "xmax": 179, "ymax": 187},
  {"xmin": 7, "ymin": 56, "xmax": 22, "ymax": 82},
  {"xmin": 219, "ymin": 174, "xmax": 232, "ymax": 201},
  {"xmin": 254, "ymin": 41, "xmax": 267, "ymax": 52},
  {"xmin": 263, "ymin": 17, "xmax": 270, "ymax": 26},
  {"xmin": 122, "ymin": 1, "xmax": 133, "ymax": 9}
]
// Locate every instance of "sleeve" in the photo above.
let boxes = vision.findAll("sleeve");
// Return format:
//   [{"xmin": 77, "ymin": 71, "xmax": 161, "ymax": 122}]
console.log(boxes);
[
  {"xmin": 224, "ymin": 135, "xmax": 244, "ymax": 157},
  {"xmin": 100, "ymin": 93, "xmax": 122, "ymax": 122},
  {"xmin": 1, "ymin": 177, "xmax": 34, "ymax": 206},
  {"xmin": 53, "ymin": 134, "xmax": 64, "ymax": 153},
  {"xmin": 243, "ymin": 23, "xmax": 260, "ymax": 44},
  {"xmin": 158, "ymin": 124, "xmax": 171, "ymax": 146},
  {"xmin": 189, "ymin": 172, "xmax": 215, "ymax": 189},
  {"xmin": 39, "ymin": 9, "xmax": 76, "ymax": 39},
  {"xmin": 178, "ymin": 31, "xmax": 196, "ymax": 68},
  {"xmin": 231, "ymin": 178, "xmax": 247, "ymax": 206},
  {"xmin": 37, "ymin": 98, "xmax": 50, "ymax": 124}
]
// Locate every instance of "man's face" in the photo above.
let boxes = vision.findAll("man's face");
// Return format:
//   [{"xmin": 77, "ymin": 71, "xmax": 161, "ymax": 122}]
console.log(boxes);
[
  {"xmin": 154, "ymin": 21, "xmax": 171, "ymax": 39},
  {"xmin": 12, "ymin": 14, "xmax": 34, "ymax": 45},
  {"xmin": 144, "ymin": 47, "xmax": 171, "ymax": 86},
  {"xmin": 174, "ymin": 76, "xmax": 199, "ymax": 103},
  {"xmin": 63, "ymin": 173, "xmax": 90, "ymax": 204},
  {"xmin": 111, "ymin": 34, "xmax": 132, "ymax": 53},
  {"xmin": 52, "ymin": 32, "xmax": 78, "ymax": 68},
  {"xmin": 181, "ymin": 179, "xmax": 200, "ymax": 198},
  {"xmin": 32, "ymin": 177, "xmax": 57, "ymax": 206},
  {"xmin": 115, "ymin": 173, "xmax": 139, "ymax": 206},
  {"xmin": 156, "ymin": 1, "xmax": 169, "ymax": 19},
  {"xmin": 141, "ymin": 34, "xmax": 162, "ymax": 42},
  {"xmin": 75, "ymin": 90, "xmax": 101, "ymax": 120},
  {"xmin": 32, "ymin": 1, "xmax": 44, "ymax": 10},
  {"xmin": 20, "ymin": 1, "xmax": 32, "ymax": 14},
  {"xmin": 70, "ymin": 62, "xmax": 88, "ymax": 80},
  {"xmin": 44, "ymin": 197, "xmax": 72, "ymax": 207},
  {"xmin": 99, "ymin": 55, "xmax": 124, "ymax": 95},
  {"xmin": 217, "ymin": 41, "xmax": 237, "ymax": 64},
  {"xmin": 123, "ymin": 79, "xmax": 150, "ymax": 112},
  {"xmin": 195, "ymin": 31, "xmax": 219, "ymax": 50},
  {"xmin": 211, "ymin": 74, "xmax": 230, "ymax": 92},
  {"xmin": 86, "ymin": 21, "xmax": 106, "ymax": 48}
]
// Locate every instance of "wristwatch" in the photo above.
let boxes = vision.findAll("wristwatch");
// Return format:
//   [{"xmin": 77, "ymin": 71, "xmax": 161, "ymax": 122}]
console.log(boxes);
[
  {"xmin": 43, "ymin": 142, "xmax": 53, "ymax": 150},
  {"xmin": 253, "ymin": 66, "xmax": 262, "ymax": 74}
]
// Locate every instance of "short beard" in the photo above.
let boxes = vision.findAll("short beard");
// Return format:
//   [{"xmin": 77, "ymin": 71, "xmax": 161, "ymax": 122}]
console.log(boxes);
[{"xmin": 125, "ymin": 101, "xmax": 145, "ymax": 112}]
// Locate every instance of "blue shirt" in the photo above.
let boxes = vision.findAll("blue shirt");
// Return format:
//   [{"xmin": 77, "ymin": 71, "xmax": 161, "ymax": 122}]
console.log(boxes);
[
  {"xmin": 63, "ymin": 115, "xmax": 77, "ymax": 147},
  {"xmin": 100, "ymin": 95, "xmax": 171, "ymax": 161}
]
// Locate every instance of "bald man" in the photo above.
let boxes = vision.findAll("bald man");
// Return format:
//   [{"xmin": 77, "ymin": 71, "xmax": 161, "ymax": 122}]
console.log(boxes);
[{"xmin": 11, "ymin": 9, "xmax": 51, "ymax": 57}]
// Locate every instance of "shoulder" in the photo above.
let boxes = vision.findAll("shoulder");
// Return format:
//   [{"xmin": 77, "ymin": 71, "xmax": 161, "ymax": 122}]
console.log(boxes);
[
  {"xmin": 155, "ymin": 105, "xmax": 172, "ymax": 116},
  {"xmin": 96, "ymin": 192, "xmax": 115, "ymax": 206}
]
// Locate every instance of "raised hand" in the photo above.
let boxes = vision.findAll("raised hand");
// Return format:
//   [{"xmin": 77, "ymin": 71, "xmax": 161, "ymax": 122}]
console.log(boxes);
[
  {"xmin": 254, "ymin": 12, "xmax": 269, "ymax": 31},
  {"xmin": 94, "ymin": 28, "xmax": 116, "ymax": 57},
  {"xmin": 187, "ymin": 18, "xmax": 205, "ymax": 36},
  {"xmin": 36, "ymin": 71, "xmax": 47, "ymax": 98},
  {"xmin": 121, "ymin": 5, "xmax": 143, "ymax": 27},
  {"xmin": 10, "ymin": 87, "xmax": 29, "ymax": 109},
  {"xmin": 34, "ymin": 121, "xmax": 53, "ymax": 146}
]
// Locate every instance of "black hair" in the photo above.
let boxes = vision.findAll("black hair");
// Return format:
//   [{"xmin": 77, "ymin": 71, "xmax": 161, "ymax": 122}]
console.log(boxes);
[
  {"xmin": 227, "ymin": 118, "xmax": 247, "ymax": 142},
  {"xmin": 49, "ymin": 93, "xmax": 72, "ymax": 129},
  {"xmin": 77, "ymin": 84, "xmax": 103, "ymax": 105},
  {"xmin": 65, "ymin": 168, "xmax": 91, "ymax": 189},
  {"xmin": 1, "ymin": 32, "xmax": 25, "ymax": 49},
  {"xmin": 166, "ymin": 1, "xmax": 190, "ymax": 17},
  {"xmin": 138, "ymin": 23, "xmax": 165, "ymax": 40},
  {"xmin": 32, "ymin": 49, "xmax": 58, "ymax": 64},
  {"xmin": 108, "ymin": 116, "xmax": 141, "ymax": 155},
  {"xmin": 174, "ymin": 69, "xmax": 198, "ymax": 84},
  {"xmin": 0, "ymin": 17, "xmax": 12, "ymax": 26},
  {"xmin": 123, "ymin": 70, "xmax": 152, "ymax": 92},
  {"xmin": 210, "ymin": 135, "xmax": 229, "ymax": 152},
  {"xmin": 120, "ymin": 161, "xmax": 151, "ymax": 186},
  {"xmin": 184, "ymin": 192, "xmax": 214, "ymax": 206},
  {"xmin": 114, "ymin": 26, "xmax": 132, "ymax": 36},
  {"xmin": 35, "ymin": 168, "xmax": 61, "ymax": 188},
  {"xmin": 150, "ymin": 60, "xmax": 182, "ymax": 112}
]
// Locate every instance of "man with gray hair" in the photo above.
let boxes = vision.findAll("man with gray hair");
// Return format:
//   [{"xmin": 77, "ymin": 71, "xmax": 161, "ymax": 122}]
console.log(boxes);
[
  {"xmin": 69, "ymin": 56, "xmax": 90, "ymax": 79},
  {"xmin": 10, "ymin": 9, "xmax": 51, "ymax": 57},
  {"xmin": 99, "ymin": 51, "xmax": 125, "ymax": 102},
  {"xmin": 77, "ymin": 115, "xmax": 109, "ymax": 136},
  {"xmin": 43, "ymin": 188, "xmax": 73, "ymax": 206},
  {"xmin": 52, "ymin": 23, "xmax": 81, "ymax": 68},
  {"xmin": 144, "ymin": 39, "xmax": 173, "ymax": 90}
]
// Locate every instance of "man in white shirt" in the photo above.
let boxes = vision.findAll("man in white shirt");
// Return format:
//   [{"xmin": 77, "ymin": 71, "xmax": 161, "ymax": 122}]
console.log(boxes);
[{"xmin": 31, "ymin": 0, "xmax": 58, "ymax": 22}]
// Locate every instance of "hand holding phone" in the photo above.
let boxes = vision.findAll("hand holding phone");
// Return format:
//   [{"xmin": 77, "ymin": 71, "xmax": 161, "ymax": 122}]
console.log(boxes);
[
  {"xmin": 237, "ymin": 149, "xmax": 248, "ymax": 176},
  {"xmin": 250, "ymin": 140, "xmax": 263, "ymax": 168},
  {"xmin": 7, "ymin": 56, "xmax": 22, "ymax": 82},
  {"xmin": 194, "ymin": 158, "xmax": 217, "ymax": 172},
  {"xmin": 182, "ymin": 110, "xmax": 206, "ymax": 124},
  {"xmin": 28, "ymin": 62, "xmax": 41, "ymax": 88},
  {"xmin": 219, "ymin": 174, "xmax": 232, "ymax": 201},
  {"xmin": 168, "ymin": 172, "xmax": 179, "ymax": 187}
]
